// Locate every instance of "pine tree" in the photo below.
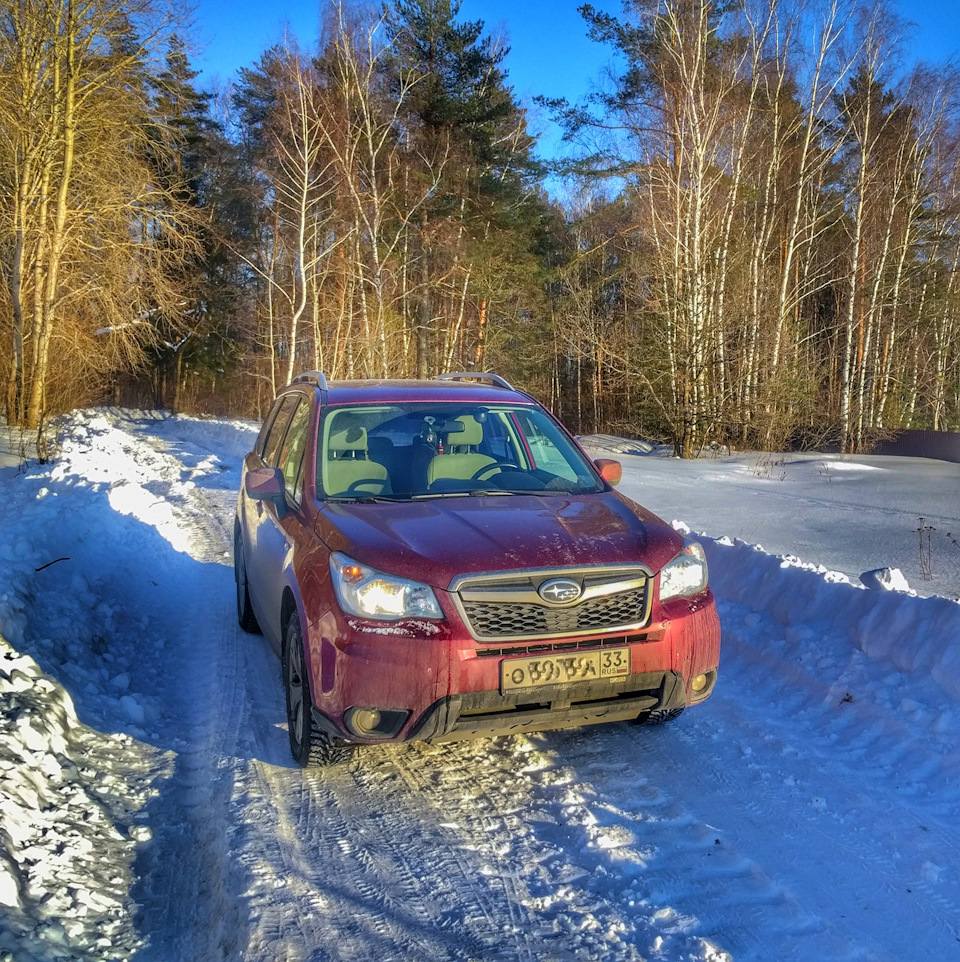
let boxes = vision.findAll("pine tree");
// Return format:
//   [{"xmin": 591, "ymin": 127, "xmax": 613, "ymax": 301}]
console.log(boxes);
[
  {"xmin": 383, "ymin": 0, "xmax": 549, "ymax": 378},
  {"xmin": 141, "ymin": 36, "xmax": 231, "ymax": 412}
]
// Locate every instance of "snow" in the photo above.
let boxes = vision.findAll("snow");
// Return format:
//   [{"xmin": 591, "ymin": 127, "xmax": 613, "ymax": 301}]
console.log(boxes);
[
  {"xmin": 860, "ymin": 567, "xmax": 914, "ymax": 593},
  {"xmin": 0, "ymin": 411, "xmax": 958, "ymax": 961}
]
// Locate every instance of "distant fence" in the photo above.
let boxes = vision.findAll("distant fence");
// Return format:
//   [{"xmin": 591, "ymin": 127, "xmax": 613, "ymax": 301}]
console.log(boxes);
[{"xmin": 869, "ymin": 430, "xmax": 960, "ymax": 464}]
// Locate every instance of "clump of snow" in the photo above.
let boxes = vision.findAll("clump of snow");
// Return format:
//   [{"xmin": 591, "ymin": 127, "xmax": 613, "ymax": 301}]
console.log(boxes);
[
  {"xmin": 346, "ymin": 618, "xmax": 442, "ymax": 636},
  {"xmin": 860, "ymin": 567, "xmax": 915, "ymax": 594}
]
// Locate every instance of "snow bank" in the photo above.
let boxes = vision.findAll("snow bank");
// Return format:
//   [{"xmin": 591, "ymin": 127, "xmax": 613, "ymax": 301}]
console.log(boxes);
[
  {"xmin": 0, "ymin": 634, "xmax": 156, "ymax": 961},
  {"xmin": 0, "ymin": 411, "xmax": 178, "ymax": 960},
  {"xmin": 148, "ymin": 411, "xmax": 258, "ymax": 460},
  {"xmin": 679, "ymin": 523, "xmax": 960, "ymax": 701},
  {"xmin": 578, "ymin": 434, "xmax": 658, "ymax": 456}
]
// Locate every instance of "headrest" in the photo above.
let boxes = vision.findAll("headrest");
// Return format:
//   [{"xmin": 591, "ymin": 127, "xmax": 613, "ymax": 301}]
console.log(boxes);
[
  {"xmin": 329, "ymin": 425, "xmax": 368, "ymax": 453},
  {"xmin": 452, "ymin": 415, "xmax": 483, "ymax": 446}
]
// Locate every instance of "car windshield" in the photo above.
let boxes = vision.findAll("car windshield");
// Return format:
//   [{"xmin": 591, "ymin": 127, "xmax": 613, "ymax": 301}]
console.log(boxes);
[{"xmin": 317, "ymin": 402, "xmax": 605, "ymax": 500}]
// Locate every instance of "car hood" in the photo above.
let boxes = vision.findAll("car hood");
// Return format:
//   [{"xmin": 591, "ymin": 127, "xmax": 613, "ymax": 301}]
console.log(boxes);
[{"xmin": 315, "ymin": 492, "xmax": 683, "ymax": 588}]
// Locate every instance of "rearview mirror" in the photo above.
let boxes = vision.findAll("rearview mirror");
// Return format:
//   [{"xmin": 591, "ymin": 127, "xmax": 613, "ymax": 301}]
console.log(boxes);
[
  {"xmin": 245, "ymin": 466, "xmax": 287, "ymax": 517},
  {"xmin": 594, "ymin": 458, "xmax": 622, "ymax": 486}
]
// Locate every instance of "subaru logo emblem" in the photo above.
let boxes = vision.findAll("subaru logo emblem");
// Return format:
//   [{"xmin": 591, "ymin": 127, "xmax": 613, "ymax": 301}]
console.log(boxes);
[{"xmin": 538, "ymin": 578, "xmax": 582, "ymax": 605}]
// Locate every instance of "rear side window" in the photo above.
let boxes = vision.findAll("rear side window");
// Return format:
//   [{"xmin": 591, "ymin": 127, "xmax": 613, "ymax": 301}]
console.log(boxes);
[
  {"xmin": 262, "ymin": 395, "xmax": 300, "ymax": 467},
  {"xmin": 278, "ymin": 399, "xmax": 312, "ymax": 505},
  {"xmin": 255, "ymin": 399, "xmax": 283, "ymax": 458},
  {"xmin": 482, "ymin": 411, "xmax": 521, "ymax": 462}
]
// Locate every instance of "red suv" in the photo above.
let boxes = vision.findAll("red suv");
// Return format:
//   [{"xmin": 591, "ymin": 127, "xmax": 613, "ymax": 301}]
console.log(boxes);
[{"xmin": 234, "ymin": 372, "xmax": 720, "ymax": 766}]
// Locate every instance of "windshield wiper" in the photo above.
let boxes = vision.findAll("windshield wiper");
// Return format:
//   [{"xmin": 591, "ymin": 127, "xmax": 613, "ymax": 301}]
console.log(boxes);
[
  {"xmin": 327, "ymin": 494, "xmax": 404, "ymax": 504},
  {"xmin": 408, "ymin": 489, "xmax": 515, "ymax": 500}
]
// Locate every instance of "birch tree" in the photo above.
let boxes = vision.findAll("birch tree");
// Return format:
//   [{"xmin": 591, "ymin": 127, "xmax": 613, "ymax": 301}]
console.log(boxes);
[{"xmin": 0, "ymin": 0, "xmax": 201, "ymax": 446}]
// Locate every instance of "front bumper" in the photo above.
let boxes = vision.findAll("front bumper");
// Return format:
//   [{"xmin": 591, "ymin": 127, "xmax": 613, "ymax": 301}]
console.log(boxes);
[
  {"xmin": 409, "ymin": 670, "xmax": 687, "ymax": 742},
  {"xmin": 307, "ymin": 593, "xmax": 720, "ymax": 745}
]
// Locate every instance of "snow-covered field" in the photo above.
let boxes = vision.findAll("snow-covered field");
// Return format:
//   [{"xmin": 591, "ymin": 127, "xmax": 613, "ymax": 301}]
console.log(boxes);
[{"xmin": 1, "ymin": 410, "xmax": 958, "ymax": 962}]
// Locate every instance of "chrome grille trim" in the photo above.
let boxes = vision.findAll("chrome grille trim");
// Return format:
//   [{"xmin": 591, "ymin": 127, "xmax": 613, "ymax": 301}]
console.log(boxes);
[
  {"xmin": 449, "ymin": 564, "xmax": 653, "ymax": 642},
  {"xmin": 458, "ymin": 576, "xmax": 647, "ymax": 607},
  {"xmin": 474, "ymin": 635, "xmax": 643, "ymax": 658}
]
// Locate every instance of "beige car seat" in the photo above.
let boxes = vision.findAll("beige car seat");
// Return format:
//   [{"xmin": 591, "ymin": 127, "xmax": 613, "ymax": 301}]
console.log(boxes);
[
  {"xmin": 324, "ymin": 425, "xmax": 391, "ymax": 496},
  {"xmin": 426, "ymin": 415, "xmax": 497, "ymax": 486}
]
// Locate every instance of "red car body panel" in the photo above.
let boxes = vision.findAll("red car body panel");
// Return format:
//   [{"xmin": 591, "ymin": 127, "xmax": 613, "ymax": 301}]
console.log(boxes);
[
  {"xmin": 313, "ymin": 492, "xmax": 681, "ymax": 588},
  {"xmin": 236, "ymin": 376, "xmax": 721, "ymax": 749},
  {"xmin": 297, "ymin": 586, "xmax": 720, "ymax": 743}
]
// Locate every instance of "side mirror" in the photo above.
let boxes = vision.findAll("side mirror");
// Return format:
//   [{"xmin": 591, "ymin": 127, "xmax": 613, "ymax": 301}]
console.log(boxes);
[
  {"xmin": 245, "ymin": 466, "xmax": 287, "ymax": 517},
  {"xmin": 594, "ymin": 458, "xmax": 622, "ymax": 486}
]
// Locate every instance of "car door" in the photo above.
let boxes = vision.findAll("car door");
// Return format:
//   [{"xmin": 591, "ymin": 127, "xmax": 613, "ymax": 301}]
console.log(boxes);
[
  {"xmin": 251, "ymin": 394, "xmax": 314, "ymax": 643},
  {"xmin": 245, "ymin": 394, "xmax": 301, "ymax": 638}
]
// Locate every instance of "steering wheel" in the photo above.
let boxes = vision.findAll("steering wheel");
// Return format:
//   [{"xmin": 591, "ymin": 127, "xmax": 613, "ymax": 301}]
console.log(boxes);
[{"xmin": 471, "ymin": 462, "xmax": 519, "ymax": 481}]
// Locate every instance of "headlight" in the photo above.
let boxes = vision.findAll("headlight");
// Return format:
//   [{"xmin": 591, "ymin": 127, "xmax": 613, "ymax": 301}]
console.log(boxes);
[
  {"xmin": 330, "ymin": 552, "xmax": 443, "ymax": 620},
  {"xmin": 659, "ymin": 539, "xmax": 708, "ymax": 602}
]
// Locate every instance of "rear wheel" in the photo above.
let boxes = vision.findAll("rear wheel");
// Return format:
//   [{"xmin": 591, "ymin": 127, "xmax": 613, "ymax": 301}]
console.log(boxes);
[
  {"xmin": 282, "ymin": 613, "xmax": 353, "ymax": 768},
  {"xmin": 234, "ymin": 533, "xmax": 261, "ymax": 634}
]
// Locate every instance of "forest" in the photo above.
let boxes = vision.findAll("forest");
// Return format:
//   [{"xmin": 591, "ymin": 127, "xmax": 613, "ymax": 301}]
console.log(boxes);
[{"xmin": 2, "ymin": 0, "xmax": 960, "ymax": 457}]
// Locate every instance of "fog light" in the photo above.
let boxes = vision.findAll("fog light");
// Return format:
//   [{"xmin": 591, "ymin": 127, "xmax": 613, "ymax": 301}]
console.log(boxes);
[
  {"xmin": 350, "ymin": 708, "xmax": 381, "ymax": 735},
  {"xmin": 691, "ymin": 673, "xmax": 708, "ymax": 693},
  {"xmin": 343, "ymin": 706, "xmax": 410, "ymax": 738}
]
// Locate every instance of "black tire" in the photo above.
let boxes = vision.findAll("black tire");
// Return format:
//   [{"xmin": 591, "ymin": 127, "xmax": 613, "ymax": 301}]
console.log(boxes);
[
  {"xmin": 234, "ymin": 532, "xmax": 261, "ymax": 634},
  {"xmin": 635, "ymin": 706, "xmax": 685, "ymax": 726},
  {"xmin": 282, "ymin": 613, "xmax": 353, "ymax": 769}
]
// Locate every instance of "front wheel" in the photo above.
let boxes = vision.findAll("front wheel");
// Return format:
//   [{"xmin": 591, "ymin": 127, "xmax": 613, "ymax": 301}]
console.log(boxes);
[
  {"xmin": 635, "ymin": 707, "xmax": 685, "ymax": 726},
  {"xmin": 282, "ymin": 614, "xmax": 353, "ymax": 768}
]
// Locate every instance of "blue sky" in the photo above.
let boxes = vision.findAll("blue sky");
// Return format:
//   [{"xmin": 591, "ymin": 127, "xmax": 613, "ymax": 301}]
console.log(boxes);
[
  {"xmin": 188, "ymin": 0, "xmax": 960, "ymax": 156},
  {"xmin": 189, "ymin": 1, "xmax": 620, "ymax": 99}
]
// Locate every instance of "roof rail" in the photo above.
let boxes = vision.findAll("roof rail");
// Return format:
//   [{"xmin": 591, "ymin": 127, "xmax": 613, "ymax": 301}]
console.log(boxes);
[
  {"xmin": 293, "ymin": 370, "xmax": 329, "ymax": 389},
  {"xmin": 435, "ymin": 371, "xmax": 515, "ymax": 391},
  {"xmin": 292, "ymin": 370, "xmax": 329, "ymax": 402}
]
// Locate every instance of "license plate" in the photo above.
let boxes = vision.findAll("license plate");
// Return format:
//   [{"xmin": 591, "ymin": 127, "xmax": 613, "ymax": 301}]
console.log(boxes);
[{"xmin": 500, "ymin": 647, "xmax": 630, "ymax": 692}]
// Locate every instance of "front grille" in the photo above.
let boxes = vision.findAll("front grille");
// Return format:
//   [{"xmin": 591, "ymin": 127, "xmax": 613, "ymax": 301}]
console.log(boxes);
[
  {"xmin": 475, "ymin": 636, "xmax": 641, "ymax": 658},
  {"xmin": 451, "ymin": 565, "xmax": 652, "ymax": 642},
  {"xmin": 464, "ymin": 588, "xmax": 648, "ymax": 638}
]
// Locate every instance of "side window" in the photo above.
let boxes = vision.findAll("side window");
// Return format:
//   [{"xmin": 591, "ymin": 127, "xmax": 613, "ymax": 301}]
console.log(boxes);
[
  {"xmin": 513, "ymin": 411, "xmax": 578, "ymax": 481},
  {"xmin": 278, "ymin": 399, "xmax": 312, "ymax": 505},
  {"xmin": 262, "ymin": 395, "xmax": 300, "ymax": 467}
]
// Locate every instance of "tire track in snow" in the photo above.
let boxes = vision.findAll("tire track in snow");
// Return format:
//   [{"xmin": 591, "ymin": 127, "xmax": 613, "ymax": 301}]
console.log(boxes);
[
  {"xmin": 382, "ymin": 737, "xmax": 694, "ymax": 962},
  {"xmin": 101, "ymin": 419, "xmax": 256, "ymax": 962},
  {"xmin": 130, "ymin": 507, "xmax": 250, "ymax": 961},
  {"xmin": 602, "ymin": 606, "xmax": 960, "ymax": 962},
  {"xmin": 384, "ymin": 744, "xmax": 549, "ymax": 962},
  {"xmin": 235, "ymin": 756, "xmax": 499, "ymax": 961}
]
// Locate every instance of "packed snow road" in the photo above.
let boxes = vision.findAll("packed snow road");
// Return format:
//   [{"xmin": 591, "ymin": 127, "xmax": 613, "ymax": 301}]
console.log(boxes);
[{"xmin": 1, "ymin": 411, "xmax": 959, "ymax": 962}]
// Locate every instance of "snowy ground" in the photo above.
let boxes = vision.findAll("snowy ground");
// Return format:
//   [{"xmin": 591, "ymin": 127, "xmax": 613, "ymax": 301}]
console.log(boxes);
[
  {"xmin": 1, "ymin": 410, "xmax": 959, "ymax": 962},
  {"xmin": 581, "ymin": 435, "xmax": 960, "ymax": 602}
]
